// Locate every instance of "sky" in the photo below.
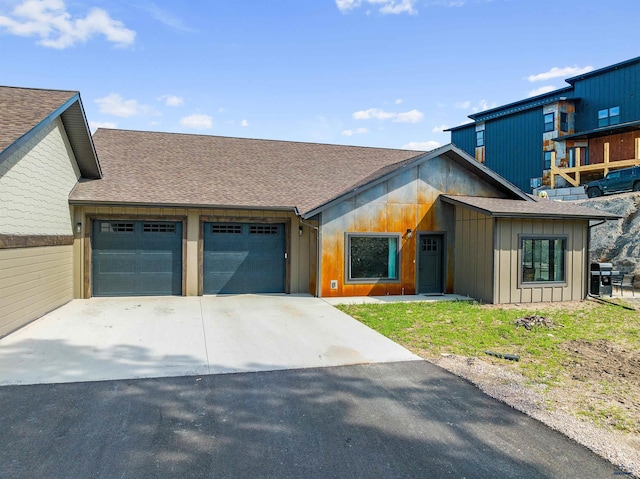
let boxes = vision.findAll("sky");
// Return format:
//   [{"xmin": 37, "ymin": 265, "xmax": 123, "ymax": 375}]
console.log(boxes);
[{"xmin": 0, "ymin": 0, "xmax": 639, "ymax": 151}]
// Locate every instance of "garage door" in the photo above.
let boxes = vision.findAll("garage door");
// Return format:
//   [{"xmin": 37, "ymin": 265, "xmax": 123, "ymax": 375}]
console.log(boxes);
[
  {"xmin": 92, "ymin": 220, "xmax": 182, "ymax": 297},
  {"xmin": 203, "ymin": 222, "xmax": 286, "ymax": 294}
]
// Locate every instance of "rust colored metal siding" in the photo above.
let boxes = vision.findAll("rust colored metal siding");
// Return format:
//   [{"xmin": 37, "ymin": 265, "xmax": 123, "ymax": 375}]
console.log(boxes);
[
  {"xmin": 318, "ymin": 154, "xmax": 504, "ymax": 297},
  {"xmin": 589, "ymin": 131, "xmax": 640, "ymax": 165}
]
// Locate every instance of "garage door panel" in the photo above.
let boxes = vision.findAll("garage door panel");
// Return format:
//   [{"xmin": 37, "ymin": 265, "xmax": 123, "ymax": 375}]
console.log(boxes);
[
  {"xmin": 204, "ymin": 222, "xmax": 285, "ymax": 294},
  {"xmin": 92, "ymin": 220, "xmax": 182, "ymax": 297}
]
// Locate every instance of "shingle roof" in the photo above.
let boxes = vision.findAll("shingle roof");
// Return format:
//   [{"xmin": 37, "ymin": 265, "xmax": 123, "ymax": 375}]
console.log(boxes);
[
  {"xmin": 441, "ymin": 195, "xmax": 621, "ymax": 220},
  {"xmin": 0, "ymin": 86, "xmax": 77, "ymax": 153},
  {"xmin": 70, "ymin": 129, "xmax": 426, "ymax": 214}
]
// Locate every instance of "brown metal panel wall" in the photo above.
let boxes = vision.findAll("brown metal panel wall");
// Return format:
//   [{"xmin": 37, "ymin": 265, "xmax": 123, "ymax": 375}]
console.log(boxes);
[{"xmin": 589, "ymin": 131, "xmax": 640, "ymax": 164}]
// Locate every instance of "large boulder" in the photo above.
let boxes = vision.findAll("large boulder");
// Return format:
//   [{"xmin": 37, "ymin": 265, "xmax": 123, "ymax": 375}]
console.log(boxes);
[{"xmin": 574, "ymin": 192, "xmax": 640, "ymax": 275}]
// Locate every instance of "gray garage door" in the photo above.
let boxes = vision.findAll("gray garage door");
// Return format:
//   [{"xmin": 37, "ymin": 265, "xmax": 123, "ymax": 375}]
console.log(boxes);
[
  {"xmin": 92, "ymin": 220, "xmax": 182, "ymax": 297},
  {"xmin": 203, "ymin": 222, "xmax": 285, "ymax": 294}
]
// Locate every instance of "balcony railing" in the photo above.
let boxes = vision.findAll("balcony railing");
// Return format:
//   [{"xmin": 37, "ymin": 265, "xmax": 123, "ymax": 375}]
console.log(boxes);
[{"xmin": 550, "ymin": 138, "xmax": 640, "ymax": 188}]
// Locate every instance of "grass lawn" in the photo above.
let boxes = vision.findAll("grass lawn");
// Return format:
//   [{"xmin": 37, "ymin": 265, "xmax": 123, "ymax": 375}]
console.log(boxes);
[{"xmin": 337, "ymin": 298, "xmax": 640, "ymax": 432}]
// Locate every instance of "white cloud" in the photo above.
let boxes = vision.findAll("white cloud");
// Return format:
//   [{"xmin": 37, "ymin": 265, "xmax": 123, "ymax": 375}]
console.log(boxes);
[
  {"xmin": 402, "ymin": 140, "xmax": 441, "ymax": 151},
  {"xmin": 0, "ymin": 0, "xmax": 135, "ymax": 49},
  {"xmin": 353, "ymin": 107, "xmax": 423, "ymax": 123},
  {"xmin": 454, "ymin": 101, "xmax": 471, "ymax": 109},
  {"xmin": 395, "ymin": 98, "xmax": 404, "ymax": 104},
  {"xmin": 96, "ymin": 93, "xmax": 147, "ymax": 117},
  {"xmin": 527, "ymin": 85, "xmax": 558, "ymax": 98},
  {"xmin": 527, "ymin": 65, "xmax": 593, "ymax": 82},
  {"xmin": 341, "ymin": 127, "xmax": 369, "ymax": 136},
  {"xmin": 432, "ymin": 124, "xmax": 449, "ymax": 133},
  {"xmin": 336, "ymin": 0, "xmax": 417, "ymax": 14},
  {"xmin": 159, "ymin": 94, "xmax": 184, "ymax": 107},
  {"xmin": 180, "ymin": 114, "xmax": 213, "ymax": 129},
  {"xmin": 471, "ymin": 99, "xmax": 497, "ymax": 113},
  {"xmin": 88, "ymin": 120, "xmax": 116, "ymax": 133},
  {"xmin": 136, "ymin": 2, "xmax": 196, "ymax": 33},
  {"xmin": 241, "ymin": 119, "xmax": 249, "ymax": 127}
]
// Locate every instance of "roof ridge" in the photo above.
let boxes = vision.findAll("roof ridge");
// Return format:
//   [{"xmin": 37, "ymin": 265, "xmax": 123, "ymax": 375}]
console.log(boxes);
[{"xmin": 93, "ymin": 127, "xmax": 426, "ymax": 153}]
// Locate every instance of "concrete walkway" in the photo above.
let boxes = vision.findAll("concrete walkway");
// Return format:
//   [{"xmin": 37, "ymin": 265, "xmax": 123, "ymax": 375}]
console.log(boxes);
[{"xmin": 0, "ymin": 295, "xmax": 420, "ymax": 386}]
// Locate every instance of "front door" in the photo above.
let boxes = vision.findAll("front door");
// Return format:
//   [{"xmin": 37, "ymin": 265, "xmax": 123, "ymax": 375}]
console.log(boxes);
[{"xmin": 418, "ymin": 234, "xmax": 443, "ymax": 295}]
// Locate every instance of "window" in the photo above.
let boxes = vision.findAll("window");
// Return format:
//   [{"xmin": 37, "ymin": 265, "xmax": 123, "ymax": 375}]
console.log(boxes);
[
  {"xmin": 544, "ymin": 113, "xmax": 554, "ymax": 132},
  {"xmin": 521, "ymin": 237, "xmax": 566, "ymax": 283},
  {"xmin": 476, "ymin": 130, "xmax": 484, "ymax": 147},
  {"xmin": 598, "ymin": 107, "xmax": 620, "ymax": 127},
  {"xmin": 143, "ymin": 222, "xmax": 176, "ymax": 233},
  {"xmin": 543, "ymin": 151, "xmax": 553, "ymax": 169},
  {"xmin": 211, "ymin": 224, "xmax": 242, "ymax": 234},
  {"xmin": 560, "ymin": 112, "xmax": 568, "ymax": 132},
  {"xmin": 347, "ymin": 234, "xmax": 399, "ymax": 282},
  {"xmin": 250, "ymin": 225, "xmax": 279, "ymax": 235},
  {"xmin": 100, "ymin": 222, "xmax": 134, "ymax": 233}
]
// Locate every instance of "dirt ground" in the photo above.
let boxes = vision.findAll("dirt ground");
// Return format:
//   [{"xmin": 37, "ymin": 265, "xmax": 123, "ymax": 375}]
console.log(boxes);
[{"xmin": 427, "ymin": 298, "xmax": 640, "ymax": 476}]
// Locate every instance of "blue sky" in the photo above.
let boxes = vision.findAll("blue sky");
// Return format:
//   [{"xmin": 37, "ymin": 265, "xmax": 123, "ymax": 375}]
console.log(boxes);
[{"xmin": 1, "ymin": 0, "xmax": 638, "ymax": 150}]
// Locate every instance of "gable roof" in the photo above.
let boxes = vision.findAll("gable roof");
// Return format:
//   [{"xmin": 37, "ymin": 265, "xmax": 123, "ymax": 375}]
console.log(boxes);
[
  {"xmin": 441, "ymin": 195, "xmax": 621, "ymax": 220},
  {"xmin": 69, "ymin": 129, "xmax": 427, "ymax": 214},
  {"xmin": 302, "ymin": 144, "xmax": 530, "ymax": 218},
  {"xmin": 0, "ymin": 86, "xmax": 101, "ymax": 178}
]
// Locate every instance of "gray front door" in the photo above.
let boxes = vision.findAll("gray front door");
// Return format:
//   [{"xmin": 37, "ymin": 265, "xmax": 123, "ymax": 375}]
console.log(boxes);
[
  {"xmin": 418, "ymin": 234, "xmax": 443, "ymax": 295},
  {"xmin": 203, "ymin": 222, "xmax": 286, "ymax": 294}
]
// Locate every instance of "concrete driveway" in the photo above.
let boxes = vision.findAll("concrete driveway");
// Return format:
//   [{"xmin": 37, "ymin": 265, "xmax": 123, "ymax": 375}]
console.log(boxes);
[{"xmin": 0, "ymin": 295, "xmax": 419, "ymax": 385}]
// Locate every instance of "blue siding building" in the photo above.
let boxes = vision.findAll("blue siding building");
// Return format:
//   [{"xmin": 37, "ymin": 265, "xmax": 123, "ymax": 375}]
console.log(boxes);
[{"xmin": 449, "ymin": 56, "xmax": 640, "ymax": 192}]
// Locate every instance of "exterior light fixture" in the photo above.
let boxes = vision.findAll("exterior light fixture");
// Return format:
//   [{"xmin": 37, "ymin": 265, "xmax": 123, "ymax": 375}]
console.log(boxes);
[
  {"xmin": 76, "ymin": 222, "xmax": 82, "ymax": 234},
  {"xmin": 406, "ymin": 228, "xmax": 413, "ymax": 238},
  {"xmin": 298, "ymin": 226, "xmax": 304, "ymax": 236}
]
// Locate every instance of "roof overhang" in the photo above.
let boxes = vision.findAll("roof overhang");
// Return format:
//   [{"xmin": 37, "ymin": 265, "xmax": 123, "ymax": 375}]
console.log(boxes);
[
  {"xmin": 441, "ymin": 194, "xmax": 622, "ymax": 221},
  {"xmin": 68, "ymin": 197, "xmax": 298, "ymax": 212},
  {"xmin": 0, "ymin": 93, "xmax": 101, "ymax": 179},
  {"xmin": 301, "ymin": 144, "xmax": 531, "ymax": 219},
  {"xmin": 553, "ymin": 120, "xmax": 640, "ymax": 141}
]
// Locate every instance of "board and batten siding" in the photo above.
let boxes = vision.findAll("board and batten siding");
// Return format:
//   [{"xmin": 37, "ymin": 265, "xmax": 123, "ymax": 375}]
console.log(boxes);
[
  {"xmin": 494, "ymin": 218, "xmax": 588, "ymax": 304},
  {"xmin": 0, "ymin": 118, "xmax": 81, "ymax": 336},
  {"xmin": 453, "ymin": 207, "xmax": 494, "ymax": 303}
]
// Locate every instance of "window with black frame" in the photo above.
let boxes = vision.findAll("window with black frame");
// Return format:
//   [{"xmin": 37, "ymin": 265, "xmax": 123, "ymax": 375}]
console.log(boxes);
[
  {"xmin": 521, "ymin": 237, "xmax": 566, "ymax": 283},
  {"xmin": 347, "ymin": 234, "xmax": 399, "ymax": 282}
]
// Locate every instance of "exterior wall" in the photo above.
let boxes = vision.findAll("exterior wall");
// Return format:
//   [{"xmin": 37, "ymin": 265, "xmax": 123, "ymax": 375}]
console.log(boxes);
[
  {"xmin": 0, "ymin": 118, "xmax": 80, "ymax": 235},
  {"xmin": 453, "ymin": 207, "xmax": 494, "ymax": 303},
  {"xmin": 0, "ymin": 118, "xmax": 81, "ymax": 336},
  {"xmin": 0, "ymin": 245, "xmax": 73, "ymax": 337},
  {"xmin": 318, "ymin": 154, "xmax": 504, "ymax": 297},
  {"xmin": 494, "ymin": 218, "xmax": 588, "ymax": 304},
  {"xmin": 452, "ymin": 109, "xmax": 545, "ymax": 192},
  {"xmin": 589, "ymin": 131, "xmax": 640, "ymax": 165},
  {"xmin": 74, "ymin": 206, "xmax": 314, "ymax": 298},
  {"xmin": 572, "ymin": 61, "xmax": 640, "ymax": 132}
]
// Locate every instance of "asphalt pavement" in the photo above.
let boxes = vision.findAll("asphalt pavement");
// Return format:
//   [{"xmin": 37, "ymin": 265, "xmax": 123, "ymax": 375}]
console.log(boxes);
[{"xmin": 0, "ymin": 360, "xmax": 621, "ymax": 479}]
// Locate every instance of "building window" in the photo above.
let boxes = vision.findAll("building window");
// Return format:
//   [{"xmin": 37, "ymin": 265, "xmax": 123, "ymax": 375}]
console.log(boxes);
[
  {"xmin": 543, "ymin": 151, "xmax": 553, "ymax": 169},
  {"xmin": 560, "ymin": 112, "xmax": 568, "ymax": 132},
  {"xmin": 544, "ymin": 113, "xmax": 554, "ymax": 132},
  {"xmin": 598, "ymin": 106, "xmax": 620, "ymax": 127},
  {"xmin": 347, "ymin": 234, "xmax": 399, "ymax": 282},
  {"xmin": 521, "ymin": 237, "xmax": 566, "ymax": 283},
  {"xmin": 476, "ymin": 130, "xmax": 484, "ymax": 147}
]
